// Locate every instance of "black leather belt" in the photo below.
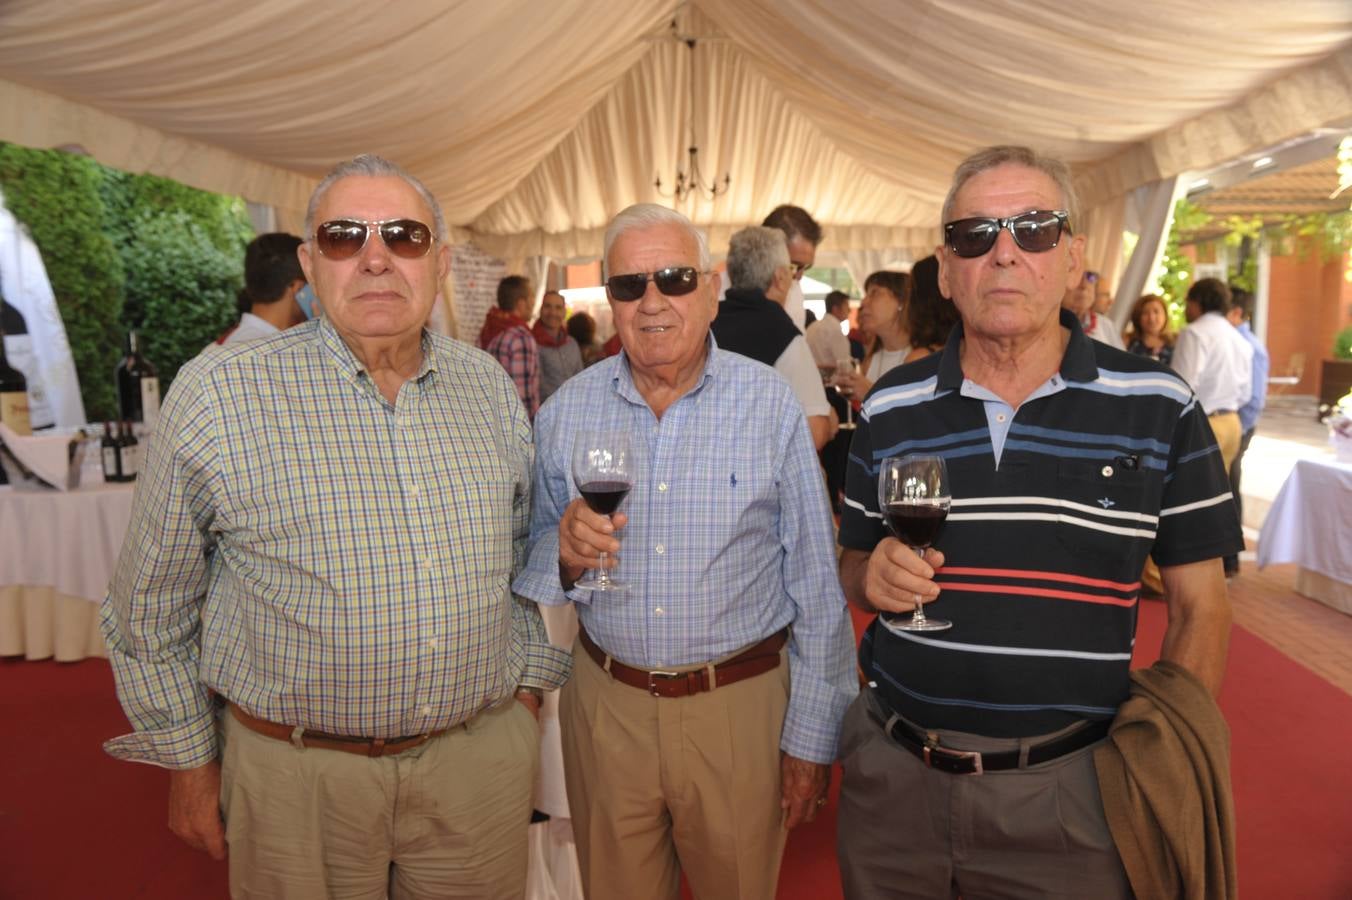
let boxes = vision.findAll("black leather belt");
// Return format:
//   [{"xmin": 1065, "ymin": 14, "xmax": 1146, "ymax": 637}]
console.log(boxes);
[{"xmin": 866, "ymin": 691, "xmax": 1111, "ymax": 775}]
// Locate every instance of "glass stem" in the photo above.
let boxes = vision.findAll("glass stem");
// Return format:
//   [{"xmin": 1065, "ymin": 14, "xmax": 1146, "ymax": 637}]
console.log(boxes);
[
  {"xmin": 910, "ymin": 544, "xmax": 927, "ymax": 624},
  {"xmin": 595, "ymin": 550, "xmax": 609, "ymax": 588}
]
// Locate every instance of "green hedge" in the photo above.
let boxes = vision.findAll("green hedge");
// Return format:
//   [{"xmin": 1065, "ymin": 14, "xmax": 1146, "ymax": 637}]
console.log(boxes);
[{"xmin": 0, "ymin": 142, "xmax": 254, "ymax": 421}]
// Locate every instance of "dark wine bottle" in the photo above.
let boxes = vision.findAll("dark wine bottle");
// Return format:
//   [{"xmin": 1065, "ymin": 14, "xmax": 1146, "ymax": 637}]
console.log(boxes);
[
  {"xmin": 116, "ymin": 331, "xmax": 160, "ymax": 427},
  {"xmin": 0, "ymin": 321, "xmax": 32, "ymax": 436},
  {"xmin": 116, "ymin": 420, "xmax": 139, "ymax": 482},
  {"xmin": 101, "ymin": 421, "xmax": 122, "ymax": 482}
]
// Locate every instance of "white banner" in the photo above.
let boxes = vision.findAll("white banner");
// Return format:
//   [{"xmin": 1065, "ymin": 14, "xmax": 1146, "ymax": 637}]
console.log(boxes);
[{"xmin": 0, "ymin": 188, "xmax": 86, "ymax": 428}]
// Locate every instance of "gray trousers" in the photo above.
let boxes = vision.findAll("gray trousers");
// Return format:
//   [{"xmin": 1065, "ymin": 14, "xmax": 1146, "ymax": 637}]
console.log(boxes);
[{"xmin": 836, "ymin": 691, "xmax": 1132, "ymax": 900}]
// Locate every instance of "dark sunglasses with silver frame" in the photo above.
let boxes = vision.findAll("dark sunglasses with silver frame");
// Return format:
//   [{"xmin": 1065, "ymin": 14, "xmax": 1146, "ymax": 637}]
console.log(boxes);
[
  {"xmin": 313, "ymin": 218, "xmax": 436, "ymax": 261},
  {"xmin": 605, "ymin": 266, "xmax": 705, "ymax": 302},
  {"xmin": 943, "ymin": 209, "xmax": 1071, "ymax": 259}
]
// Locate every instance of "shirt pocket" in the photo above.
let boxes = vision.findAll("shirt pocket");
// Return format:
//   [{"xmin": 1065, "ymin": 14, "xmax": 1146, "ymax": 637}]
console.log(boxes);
[{"xmin": 1052, "ymin": 459, "xmax": 1156, "ymax": 576}]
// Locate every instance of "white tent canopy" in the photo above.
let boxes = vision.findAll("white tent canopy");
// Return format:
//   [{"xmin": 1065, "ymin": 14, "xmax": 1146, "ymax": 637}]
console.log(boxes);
[{"xmin": 2, "ymin": 0, "xmax": 1351, "ymax": 267}]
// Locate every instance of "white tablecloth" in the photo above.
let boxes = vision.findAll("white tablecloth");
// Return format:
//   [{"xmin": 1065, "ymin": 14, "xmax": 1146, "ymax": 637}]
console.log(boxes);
[
  {"xmin": 1256, "ymin": 457, "xmax": 1352, "ymax": 613},
  {"xmin": 0, "ymin": 482, "xmax": 135, "ymax": 659}
]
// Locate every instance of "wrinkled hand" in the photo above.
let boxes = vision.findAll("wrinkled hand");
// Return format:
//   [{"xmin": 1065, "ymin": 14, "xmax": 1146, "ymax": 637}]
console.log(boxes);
[
  {"xmin": 558, "ymin": 498, "xmax": 627, "ymax": 588},
  {"xmin": 168, "ymin": 761, "xmax": 226, "ymax": 860},
  {"xmin": 780, "ymin": 753, "xmax": 830, "ymax": 829},
  {"xmin": 866, "ymin": 538, "xmax": 945, "ymax": 614}
]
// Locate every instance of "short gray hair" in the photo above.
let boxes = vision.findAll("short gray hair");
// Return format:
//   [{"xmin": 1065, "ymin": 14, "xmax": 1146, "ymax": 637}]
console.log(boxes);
[
  {"xmin": 726, "ymin": 226, "xmax": 789, "ymax": 292},
  {"xmin": 603, "ymin": 203, "xmax": 711, "ymax": 276},
  {"xmin": 940, "ymin": 145, "xmax": 1079, "ymax": 232},
  {"xmin": 304, "ymin": 154, "xmax": 448, "ymax": 241}
]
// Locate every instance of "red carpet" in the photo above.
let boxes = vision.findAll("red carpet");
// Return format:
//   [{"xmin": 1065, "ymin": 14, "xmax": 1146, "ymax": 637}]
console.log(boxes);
[{"xmin": 3, "ymin": 601, "xmax": 1350, "ymax": 898}]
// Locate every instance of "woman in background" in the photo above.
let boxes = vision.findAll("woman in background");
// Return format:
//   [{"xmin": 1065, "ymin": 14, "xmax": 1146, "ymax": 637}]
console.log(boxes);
[
  {"xmin": 566, "ymin": 310, "xmax": 602, "ymax": 367},
  {"xmin": 1124, "ymin": 293, "xmax": 1175, "ymax": 366},
  {"xmin": 902, "ymin": 255, "xmax": 960, "ymax": 363},
  {"xmin": 845, "ymin": 270, "xmax": 911, "ymax": 398}
]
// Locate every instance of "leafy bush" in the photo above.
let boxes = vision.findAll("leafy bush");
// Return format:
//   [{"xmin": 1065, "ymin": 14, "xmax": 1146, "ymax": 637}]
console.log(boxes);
[
  {"xmin": 1334, "ymin": 325, "xmax": 1352, "ymax": 361},
  {"xmin": 0, "ymin": 143, "xmax": 253, "ymax": 419},
  {"xmin": 129, "ymin": 210, "xmax": 243, "ymax": 385}
]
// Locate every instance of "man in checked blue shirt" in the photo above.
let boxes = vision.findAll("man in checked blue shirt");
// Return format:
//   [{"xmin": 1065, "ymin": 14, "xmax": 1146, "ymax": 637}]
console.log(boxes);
[
  {"xmin": 100, "ymin": 155, "xmax": 570, "ymax": 899},
  {"xmin": 514, "ymin": 203, "xmax": 858, "ymax": 900}
]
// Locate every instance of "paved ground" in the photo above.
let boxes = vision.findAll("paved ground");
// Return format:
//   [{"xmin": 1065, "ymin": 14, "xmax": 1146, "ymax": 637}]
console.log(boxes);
[{"xmin": 1236, "ymin": 394, "xmax": 1333, "ymax": 531}]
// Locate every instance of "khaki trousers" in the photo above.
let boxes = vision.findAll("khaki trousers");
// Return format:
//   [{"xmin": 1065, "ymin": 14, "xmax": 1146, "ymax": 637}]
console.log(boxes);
[
  {"xmin": 559, "ymin": 638, "xmax": 790, "ymax": 900},
  {"xmin": 836, "ymin": 692, "xmax": 1131, "ymax": 900},
  {"xmin": 1142, "ymin": 410, "xmax": 1243, "ymax": 594},
  {"xmin": 219, "ymin": 699, "xmax": 539, "ymax": 900}
]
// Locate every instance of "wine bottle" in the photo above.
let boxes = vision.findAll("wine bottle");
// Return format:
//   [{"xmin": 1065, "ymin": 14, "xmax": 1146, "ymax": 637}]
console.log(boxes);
[
  {"xmin": 0, "ymin": 321, "xmax": 32, "ymax": 435},
  {"xmin": 116, "ymin": 420, "xmax": 139, "ymax": 482},
  {"xmin": 101, "ymin": 421, "xmax": 122, "ymax": 482},
  {"xmin": 116, "ymin": 331, "xmax": 160, "ymax": 428},
  {"xmin": 2, "ymin": 298, "xmax": 53, "ymax": 430}
]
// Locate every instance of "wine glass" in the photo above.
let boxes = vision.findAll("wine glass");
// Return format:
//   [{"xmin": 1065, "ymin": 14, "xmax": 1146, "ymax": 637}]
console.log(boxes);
[
  {"xmin": 833, "ymin": 358, "xmax": 859, "ymax": 429},
  {"xmin": 572, "ymin": 429, "xmax": 634, "ymax": 591},
  {"xmin": 877, "ymin": 454, "xmax": 952, "ymax": 633}
]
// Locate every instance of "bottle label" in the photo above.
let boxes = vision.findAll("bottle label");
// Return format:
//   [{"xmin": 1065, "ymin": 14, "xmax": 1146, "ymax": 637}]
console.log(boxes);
[
  {"xmin": 120, "ymin": 442, "xmax": 139, "ymax": 478},
  {"xmin": 141, "ymin": 378, "xmax": 161, "ymax": 429},
  {"xmin": 103, "ymin": 445, "xmax": 119, "ymax": 479},
  {"xmin": 0, "ymin": 389, "xmax": 32, "ymax": 435}
]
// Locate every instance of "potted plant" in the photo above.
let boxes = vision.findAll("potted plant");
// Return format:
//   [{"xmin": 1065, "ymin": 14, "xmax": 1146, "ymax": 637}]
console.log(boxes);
[{"xmin": 1318, "ymin": 326, "xmax": 1352, "ymax": 416}]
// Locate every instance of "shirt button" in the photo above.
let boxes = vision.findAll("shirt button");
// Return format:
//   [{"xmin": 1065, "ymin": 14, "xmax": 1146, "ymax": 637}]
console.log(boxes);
[
  {"xmin": 407, "ymin": 482, "xmax": 420, "ymax": 496},
  {"xmin": 655, "ymin": 544, "xmax": 666, "ymax": 555},
  {"xmin": 420, "ymin": 705, "xmax": 432, "ymax": 717},
  {"xmin": 996, "ymin": 413, "xmax": 1007, "ymax": 423},
  {"xmin": 654, "ymin": 607, "xmax": 664, "ymax": 616},
  {"xmin": 1101, "ymin": 466, "xmax": 1114, "ymax": 477},
  {"xmin": 658, "ymin": 482, "xmax": 668, "ymax": 492},
  {"xmin": 428, "ymin": 636, "xmax": 439, "ymax": 649},
  {"xmin": 421, "ymin": 557, "xmax": 433, "ymax": 570}
]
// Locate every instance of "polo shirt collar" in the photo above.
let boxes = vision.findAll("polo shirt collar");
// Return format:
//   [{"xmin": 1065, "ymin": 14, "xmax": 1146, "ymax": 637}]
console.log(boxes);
[{"xmin": 936, "ymin": 307, "xmax": 1098, "ymax": 392}]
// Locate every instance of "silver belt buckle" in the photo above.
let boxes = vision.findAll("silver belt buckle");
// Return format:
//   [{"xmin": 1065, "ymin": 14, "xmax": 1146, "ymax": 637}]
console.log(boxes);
[
  {"xmin": 647, "ymin": 670, "xmax": 682, "ymax": 696},
  {"xmin": 923, "ymin": 742, "xmax": 984, "ymax": 775}
]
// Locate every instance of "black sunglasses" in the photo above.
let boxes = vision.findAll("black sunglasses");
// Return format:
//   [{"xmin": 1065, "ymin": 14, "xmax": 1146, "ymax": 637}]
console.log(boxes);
[
  {"xmin": 605, "ymin": 266, "xmax": 703, "ymax": 302},
  {"xmin": 943, "ymin": 210, "xmax": 1071, "ymax": 259},
  {"xmin": 314, "ymin": 218, "xmax": 435, "ymax": 260}
]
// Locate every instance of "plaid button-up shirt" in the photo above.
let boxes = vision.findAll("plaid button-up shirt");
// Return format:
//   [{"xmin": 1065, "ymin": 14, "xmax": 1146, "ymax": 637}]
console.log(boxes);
[
  {"xmin": 101, "ymin": 318, "xmax": 570, "ymax": 769},
  {"xmin": 514, "ymin": 340, "xmax": 858, "ymax": 764},
  {"xmin": 486, "ymin": 324, "xmax": 541, "ymax": 420}
]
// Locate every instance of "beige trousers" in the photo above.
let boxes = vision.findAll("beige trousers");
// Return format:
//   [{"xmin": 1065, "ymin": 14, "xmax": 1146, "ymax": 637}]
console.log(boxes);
[
  {"xmin": 559, "ymin": 639, "xmax": 791, "ymax": 900},
  {"xmin": 219, "ymin": 699, "xmax": 539, "ymax": 900}
]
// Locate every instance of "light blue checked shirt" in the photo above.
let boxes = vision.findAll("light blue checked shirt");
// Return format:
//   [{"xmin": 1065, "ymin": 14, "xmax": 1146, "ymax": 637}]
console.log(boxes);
[
  {"xmin": 513, "ymin": 339, "xmax": 858, "ymax": 764},
  {"xmin": 101, "ymin": 317, "xmax": 571, "ymax": 770}
]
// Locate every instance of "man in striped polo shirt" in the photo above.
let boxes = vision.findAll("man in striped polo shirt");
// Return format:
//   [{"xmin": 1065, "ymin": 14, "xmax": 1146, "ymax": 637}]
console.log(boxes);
[{"xmin": 835, "ymin": 146, "xmax": 1239, "ymax": 898}]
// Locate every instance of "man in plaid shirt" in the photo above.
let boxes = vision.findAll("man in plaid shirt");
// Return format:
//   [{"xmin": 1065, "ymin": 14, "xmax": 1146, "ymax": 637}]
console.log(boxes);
[
  {"xmin": 101, "ymin": 154, "xmax": 568, "ymax": 899},
  {"xmin": 479, "ymin": 274, "xmax": 541, "ymax": 419}
]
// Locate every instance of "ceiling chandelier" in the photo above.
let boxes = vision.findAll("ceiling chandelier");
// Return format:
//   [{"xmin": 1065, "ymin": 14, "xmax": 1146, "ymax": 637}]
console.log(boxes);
[{"xmin": 654, "ymin": 28, "xmax": 730, "ymax": 201}]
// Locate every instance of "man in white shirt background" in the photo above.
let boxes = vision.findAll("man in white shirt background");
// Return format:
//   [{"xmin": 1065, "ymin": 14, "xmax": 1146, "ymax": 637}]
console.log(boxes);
[
  {"xmin": 222, "ymin": 232, "xmax": 308, "ymax": 345},
  {"xmin": 806, "ymin": 289, "xmax": 852, "ymax": 375},
  {"xmin": 1170, "ymin": 277, "xmax": 1254, "ymax": 480}
]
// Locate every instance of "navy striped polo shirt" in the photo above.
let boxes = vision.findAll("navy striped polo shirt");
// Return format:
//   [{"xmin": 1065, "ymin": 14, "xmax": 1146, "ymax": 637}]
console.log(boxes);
[{"xmin": 839, "ymin": 310, "xmax": 1242, "ymax": 737}]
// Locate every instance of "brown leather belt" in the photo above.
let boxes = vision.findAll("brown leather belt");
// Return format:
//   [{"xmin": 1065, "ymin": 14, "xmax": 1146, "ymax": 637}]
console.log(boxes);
[
  {"xmin": 228, "ymin": 703, "xmax": 447, "ymax": 758},
  {"xmin": 579, "ymin": 624, "xmax": 787, "ymax": 698}
]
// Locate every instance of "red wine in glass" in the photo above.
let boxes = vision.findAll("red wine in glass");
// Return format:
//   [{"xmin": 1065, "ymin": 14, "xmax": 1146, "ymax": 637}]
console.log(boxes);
[
  {"xmin": 877, "ymin": 455, "xmax": 952, "ymax": 633},
  {"xmin": 579, "ymin": 480, "xmax": 631, "ymax": 516},
  {"xmin": 572, "ymin": 430, "xmax": 632, "ymax": 591},
  {"xmin": 883, "ymin": 501, "xmax": 947, "ymax": 548}
]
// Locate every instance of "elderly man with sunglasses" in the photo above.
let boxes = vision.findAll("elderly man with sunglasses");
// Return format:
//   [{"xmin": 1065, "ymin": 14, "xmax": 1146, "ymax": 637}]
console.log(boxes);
[
  {"xmin": 835, "ymin": 146, "xmax": 1239, "ymax": 898},
  {"xmin": 100, "ymin": 154, "xmax": 569, "ymax": 899},
  {"xmin": 513, "ymin": 203, "xmax": 857, "ymax": 900}
]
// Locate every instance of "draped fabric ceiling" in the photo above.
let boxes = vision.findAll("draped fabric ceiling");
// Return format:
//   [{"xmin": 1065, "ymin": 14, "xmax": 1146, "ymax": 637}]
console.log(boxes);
[{"xmin": 2, "ymin": 0, "xmax": 1351, "ymax": 265}]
